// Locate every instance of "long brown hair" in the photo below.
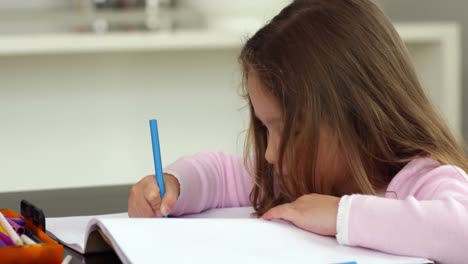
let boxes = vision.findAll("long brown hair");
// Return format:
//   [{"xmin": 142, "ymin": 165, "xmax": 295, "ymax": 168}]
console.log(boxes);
[{"xmin": 240, "ymin": 0, "xmax": 467, "ymax": 215}]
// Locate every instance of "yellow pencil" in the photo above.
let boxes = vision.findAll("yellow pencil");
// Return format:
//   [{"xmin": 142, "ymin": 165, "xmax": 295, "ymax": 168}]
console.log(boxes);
[{"xmin": 0, "ymin": 225, "xmax": 7, "ymax": 235}]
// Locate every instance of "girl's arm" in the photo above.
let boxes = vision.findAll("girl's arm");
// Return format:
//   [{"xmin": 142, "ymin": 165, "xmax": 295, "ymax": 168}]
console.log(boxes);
[
  {"xmin": 337, "ymin": 164, "xmax": 468, "ymax": 264},
  {"xmin": 164, "ymin": 152, "xmax": 254, "ymax": 216}
]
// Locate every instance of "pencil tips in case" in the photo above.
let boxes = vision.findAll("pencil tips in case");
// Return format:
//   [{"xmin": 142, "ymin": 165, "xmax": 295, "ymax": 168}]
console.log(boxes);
[{"xmin": 0, "ymin": 208, "xmax": 63, "ymax": 264}]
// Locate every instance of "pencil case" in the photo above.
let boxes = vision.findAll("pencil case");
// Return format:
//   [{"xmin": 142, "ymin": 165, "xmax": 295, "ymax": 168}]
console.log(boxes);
[{"xmin": 0, "ymin": 208, "xmax": 63, "ymax": 264}]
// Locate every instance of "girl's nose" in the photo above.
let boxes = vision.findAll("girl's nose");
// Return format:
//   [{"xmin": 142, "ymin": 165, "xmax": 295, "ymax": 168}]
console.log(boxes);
[{"xmin": 265, "ymin": 138, "xmax": 277, "ymax": 165}]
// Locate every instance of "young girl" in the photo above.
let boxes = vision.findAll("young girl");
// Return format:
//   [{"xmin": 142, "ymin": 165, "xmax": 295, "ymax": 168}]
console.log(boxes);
[{"xmin": 128, "ymin": 0, "xmax": 468, "ymax": 263}]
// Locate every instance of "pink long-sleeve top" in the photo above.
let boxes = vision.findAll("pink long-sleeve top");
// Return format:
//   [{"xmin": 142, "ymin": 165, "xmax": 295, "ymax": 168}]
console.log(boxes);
[{"xmin": 164, "ymin": 152, "xmax": 468, "ymax": 263}]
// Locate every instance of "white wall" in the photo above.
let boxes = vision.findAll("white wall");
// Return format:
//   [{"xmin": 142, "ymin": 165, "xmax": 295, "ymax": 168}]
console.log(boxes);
[
  {"xmin": 0, "ymin": 50, "xmax": 249, "ymax": 192},
  {"xmin": 378, "ymin": 0, "xmax": 467, "ymax": 146}
]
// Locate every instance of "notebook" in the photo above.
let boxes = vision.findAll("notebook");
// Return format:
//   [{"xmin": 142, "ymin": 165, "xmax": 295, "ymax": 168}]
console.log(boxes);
[{"xmin": 46, "ymin": 207, "xmax": 432, "ymax": 264}]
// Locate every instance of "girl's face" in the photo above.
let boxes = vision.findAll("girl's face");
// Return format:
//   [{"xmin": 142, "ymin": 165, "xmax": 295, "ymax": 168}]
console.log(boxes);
[
  {"xmin": 247, "ymin": 73, "xmax": 283, "ymax": 168},
  {"xmin": 248, "ymin": 72, "xmax": 354, "ymax": 194}
]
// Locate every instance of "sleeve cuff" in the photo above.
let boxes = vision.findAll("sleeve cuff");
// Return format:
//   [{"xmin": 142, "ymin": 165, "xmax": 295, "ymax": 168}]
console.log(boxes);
[{"xmin": 336, "ymin": 194, "xmax": 354, "ymax": 245}]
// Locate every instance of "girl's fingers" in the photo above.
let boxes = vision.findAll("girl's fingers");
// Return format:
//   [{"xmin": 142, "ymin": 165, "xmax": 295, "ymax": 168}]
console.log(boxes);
[
  {"xmin": 160, "ymin": 176, "xmax": 180, "ymax": 216},
  {"xmin": 144, "ymin": 187, "xmax": 161, "ymax": 208},
  {"xmin": 128, "ymin": 175, "xmax": 160, "ymax": 218},
  {"xmin": 129, "ymin": 174, "xmax": 180, "ymax": 218},
  {"xmin": 136, "ymin": 199, "xmax": 155, "ymax": 218},
  {"xmin": 262, "ymin": 203, "xmax": 297, "ymax": 222},
  {"xmin": 129, "ymin": 192, "xmax": 155, "ymax": 218}
]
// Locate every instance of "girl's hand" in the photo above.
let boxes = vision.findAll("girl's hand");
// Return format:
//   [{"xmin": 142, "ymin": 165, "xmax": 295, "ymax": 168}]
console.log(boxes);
[
  {"xmin": 262, "ymin": 193, "xmax": 340, "ymax": 236},
  {"xmin": 128, "ymin": 173, "xmax": 180, "ymax": 218}
]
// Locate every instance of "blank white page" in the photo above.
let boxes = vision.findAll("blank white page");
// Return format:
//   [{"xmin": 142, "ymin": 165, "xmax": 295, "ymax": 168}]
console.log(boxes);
[
  {"xmin": 96, "ymin": 217, "xmax": 431, "ymax": 264},
  {"xmin": 46, "ymin": 207, "xmax": 252, "ymax": 253},
  {"xmin": 46, "ymin": 212, "xmax": 128, "ymax": 253}
]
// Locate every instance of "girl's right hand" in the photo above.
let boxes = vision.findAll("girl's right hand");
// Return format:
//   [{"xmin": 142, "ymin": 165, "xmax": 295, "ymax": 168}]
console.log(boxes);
[{"xmin": 128, "ymin": 173, "xmax": 180, "ymax": 218}]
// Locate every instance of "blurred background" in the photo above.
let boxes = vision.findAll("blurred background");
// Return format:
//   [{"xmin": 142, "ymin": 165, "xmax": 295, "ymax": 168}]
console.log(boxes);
[
  {"xmin": 378, "ymin": 0, "xmax": 467, "ymax": 141},
  {"xmin": 0, "ymin": 1, "xmax": 465, "ymax": 198}
]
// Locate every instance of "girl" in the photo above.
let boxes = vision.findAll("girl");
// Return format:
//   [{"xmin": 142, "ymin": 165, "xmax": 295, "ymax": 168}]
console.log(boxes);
[{"xmin": 128, "ymin": 0, "xmax": 468, "ymax": 263}]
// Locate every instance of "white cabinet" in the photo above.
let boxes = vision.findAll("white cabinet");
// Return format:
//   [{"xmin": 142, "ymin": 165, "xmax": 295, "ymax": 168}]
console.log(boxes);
[{"xmin": 397, "ymin": 23, "xmax": 461, "ymax": 141}]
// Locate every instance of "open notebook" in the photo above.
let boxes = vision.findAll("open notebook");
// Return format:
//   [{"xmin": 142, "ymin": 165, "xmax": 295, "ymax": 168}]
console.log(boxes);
[{"xmin": 47, "ymin": 207, "xmax": 432, "ymax": 264}]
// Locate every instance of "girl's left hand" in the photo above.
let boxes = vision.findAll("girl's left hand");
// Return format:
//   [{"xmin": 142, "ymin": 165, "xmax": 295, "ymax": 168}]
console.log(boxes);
[{"xmin": 262, "ymin": 193, "xmax": 340, "ymax": 236}]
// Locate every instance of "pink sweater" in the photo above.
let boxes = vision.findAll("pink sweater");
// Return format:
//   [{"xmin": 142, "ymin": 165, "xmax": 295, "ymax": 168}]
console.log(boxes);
[{"xmin": 165, "ymin": 152, "xmax": 468, "ymax": 263}]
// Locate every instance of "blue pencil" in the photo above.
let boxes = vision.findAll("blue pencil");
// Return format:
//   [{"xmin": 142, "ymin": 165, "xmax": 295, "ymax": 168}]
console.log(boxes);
[{"xmin": 149, "ymin": 119, "xmax": 166, "ymax": 202}]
